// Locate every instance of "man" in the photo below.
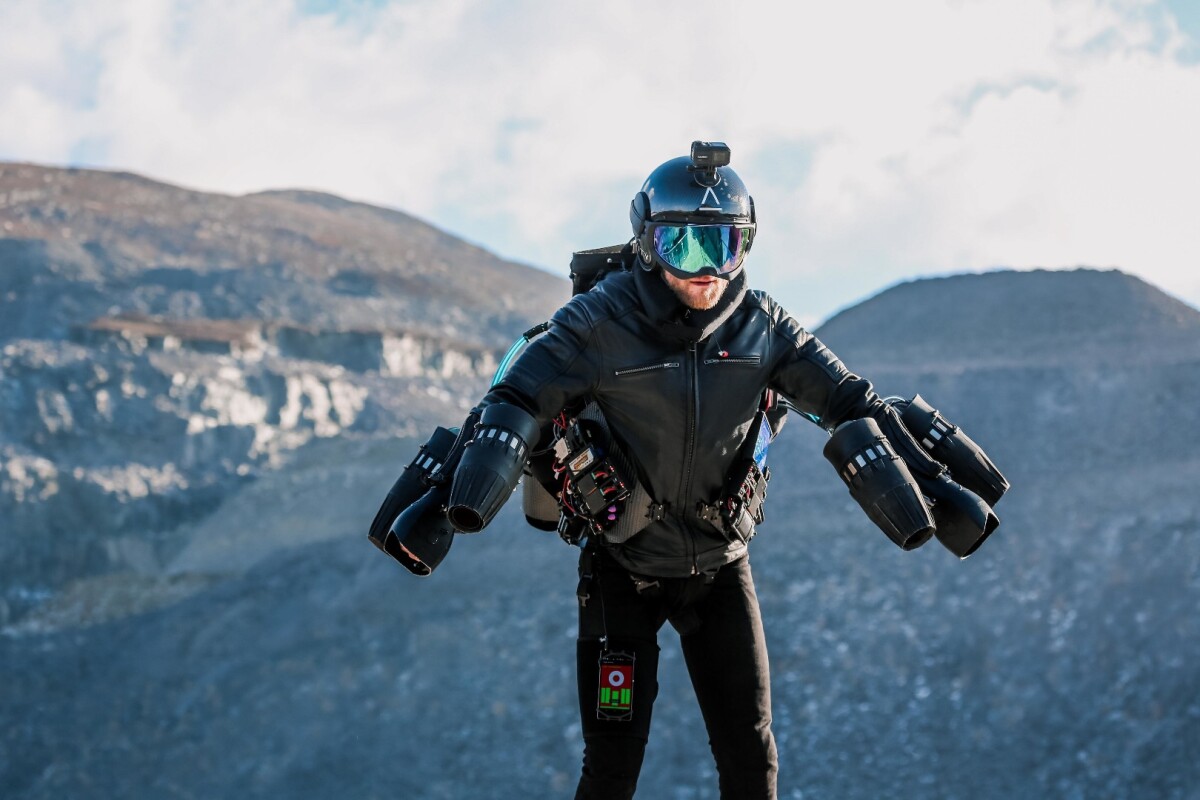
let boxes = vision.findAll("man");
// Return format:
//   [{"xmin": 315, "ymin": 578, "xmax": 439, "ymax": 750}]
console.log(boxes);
[{"xmin": 434, "ymin": 142, "xmax": 993, "ymax": 798}]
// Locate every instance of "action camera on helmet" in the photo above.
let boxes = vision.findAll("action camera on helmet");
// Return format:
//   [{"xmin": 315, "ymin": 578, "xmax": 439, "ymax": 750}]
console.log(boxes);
[
  {"xmin": 447, "ymin": 403, "xmax": 540, "ymax": 533},
  {"xmin": 690, "ymin": 141, "xmax": 731, "ymax": 170}
]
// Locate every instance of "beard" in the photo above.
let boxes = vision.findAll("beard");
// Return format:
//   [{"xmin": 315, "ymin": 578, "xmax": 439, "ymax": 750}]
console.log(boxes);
[{"xmin": 661, "ymin": 272, "xmax": 729, "ymax": 310}]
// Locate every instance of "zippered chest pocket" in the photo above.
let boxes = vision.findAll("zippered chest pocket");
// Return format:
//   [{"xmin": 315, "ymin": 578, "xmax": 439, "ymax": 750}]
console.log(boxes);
[
  {"xmin": 702, "ymin": 354, "xmax": 762, "ymax": 367},
  {"xmin": 614, "ymin": 360, "xmax": 681, "ymax": 378}
]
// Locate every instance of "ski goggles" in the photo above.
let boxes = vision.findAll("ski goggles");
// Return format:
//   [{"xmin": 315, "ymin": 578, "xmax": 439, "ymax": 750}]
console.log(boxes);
[{"xmin": 650, "ymin": 223, "xmax": 754, "ymax": 276}]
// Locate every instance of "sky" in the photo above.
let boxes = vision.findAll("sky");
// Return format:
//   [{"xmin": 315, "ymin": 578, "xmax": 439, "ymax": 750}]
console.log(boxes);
[{"xmin": 2, "ymin": 0, "xmax": 1199, "ymax": 327}]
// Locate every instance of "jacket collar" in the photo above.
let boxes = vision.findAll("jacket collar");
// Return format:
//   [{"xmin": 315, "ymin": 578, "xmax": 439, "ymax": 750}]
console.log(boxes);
[{"xmin": 633, "ymin": 264, "xmax": 748, "ymax": 343}]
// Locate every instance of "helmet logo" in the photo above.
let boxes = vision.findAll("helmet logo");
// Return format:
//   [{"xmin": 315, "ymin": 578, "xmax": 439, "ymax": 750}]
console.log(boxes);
[{"xmin": 699, "ymin": 186, "xmax": 722, "ymax": 211}]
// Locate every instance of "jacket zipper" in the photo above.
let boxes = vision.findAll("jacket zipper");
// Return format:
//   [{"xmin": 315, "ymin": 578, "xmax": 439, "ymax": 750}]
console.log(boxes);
[
  {"xmin": 679, "ymin": 342, "xmax": 700, "ymax": 575},
  {"xmin": 613, "ymin": 361, "xmax": 681, "ymax": 377},
  {"xmin": 702, "ymin": 355, "xmax": 761, "ymax": 366}
]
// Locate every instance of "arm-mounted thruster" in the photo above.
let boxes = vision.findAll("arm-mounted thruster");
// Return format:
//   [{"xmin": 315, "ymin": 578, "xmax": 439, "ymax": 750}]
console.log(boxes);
[
  {"xmin": 886, "ymin": 395, "xmax": 1008, "ymax": 558},
  {"xmin": 911, "ymin": 469, "xmax": 1000, "ymax": 559},
  {"xmin": 447, "ymin": 403, "xmax": 541, "ymax": 533},
  {"xmin": 892, "ymin": 394, "xmax": 1010, "ymax": 506},
  {"xmin": 823, "ymin": 417, "xmax": 935, "ymax": 550},
  {"xmin": 368, "ymin": 407, "xmax": 486, "ymax": 576}
]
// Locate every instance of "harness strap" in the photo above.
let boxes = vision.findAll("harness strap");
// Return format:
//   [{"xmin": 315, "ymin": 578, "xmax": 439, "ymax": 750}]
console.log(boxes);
[{"xmin": 576, "ymin": 544, "xmax": 596, "ymax": 607}]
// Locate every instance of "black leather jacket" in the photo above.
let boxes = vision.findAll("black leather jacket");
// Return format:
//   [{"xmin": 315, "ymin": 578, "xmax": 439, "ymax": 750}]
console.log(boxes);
[{"xmin": 486, "ymin": 265, "xmax": 900, "ymax": 577}]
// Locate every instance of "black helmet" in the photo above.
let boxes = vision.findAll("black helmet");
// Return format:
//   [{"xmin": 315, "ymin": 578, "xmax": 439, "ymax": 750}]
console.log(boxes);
[{"xmin": 629, "ymin": 141, "xmax": 756, "ymax": 280}]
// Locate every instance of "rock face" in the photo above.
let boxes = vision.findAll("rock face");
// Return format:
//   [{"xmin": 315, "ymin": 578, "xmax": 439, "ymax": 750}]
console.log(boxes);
[
  {"xmin": 0, "ymin": 162, "xmax": 564, "ymax": 608},
  {"xmin": 2, "ymin": 165, "xmax": 1199, "ymax": 800}
]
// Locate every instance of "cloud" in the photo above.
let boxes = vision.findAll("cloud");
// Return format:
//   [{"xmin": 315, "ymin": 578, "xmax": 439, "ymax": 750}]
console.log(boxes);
[{"xmin": 2, "ymin": 0, "xmax": 1198, "ymax": 321}]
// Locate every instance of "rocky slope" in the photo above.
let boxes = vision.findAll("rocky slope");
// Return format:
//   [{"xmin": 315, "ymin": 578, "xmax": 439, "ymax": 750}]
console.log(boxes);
[
  {"xmin": 2, "ymin": 166, "xmax": 1198, "ymax": 799},
  {"xmin": 0, "ymin": 162, "xmax": 564, "ymax": 617}
]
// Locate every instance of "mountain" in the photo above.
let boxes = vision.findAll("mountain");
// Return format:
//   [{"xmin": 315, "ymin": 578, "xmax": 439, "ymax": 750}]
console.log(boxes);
[
  {"xmin": 0, "ymin": 164, "xmax": 560, "ymax": 342},
  {"xmin": 2, "ymin": 166, "xmax": 1198, "ymax": 799},
  {"xmin": 812, "ymin": 268, "xmax": 1200, "ymax": 483},
  {"xmin": 0, "ymin": 162, "xmax": 564, "ymax": 602},
  {"xmin": 817, "ymin": 267, "xmax": 1200, "ymax": 367}
]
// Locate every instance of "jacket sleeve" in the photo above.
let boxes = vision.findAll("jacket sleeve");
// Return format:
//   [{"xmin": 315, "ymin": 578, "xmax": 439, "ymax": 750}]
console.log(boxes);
[
  {"xmin": 481, "ymin": 296, "xmax": 604, "ymax": 425},
  {"xmin": 765, "ymin": 299, "xmax": 880, "ymax": 430},
  {"xmin": 766, "ymin": 299, "xmax": 945, "ymax": 477}
]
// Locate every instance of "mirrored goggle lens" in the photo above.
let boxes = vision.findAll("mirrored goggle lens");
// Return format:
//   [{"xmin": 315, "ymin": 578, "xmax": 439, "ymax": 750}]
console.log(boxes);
[{"xmin": 652, "ymin": 225, "xmax": 747, "ymax": 275}]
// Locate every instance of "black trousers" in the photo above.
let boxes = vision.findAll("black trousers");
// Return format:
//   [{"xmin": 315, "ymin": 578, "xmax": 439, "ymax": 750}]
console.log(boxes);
[{"xmin": 574, "ymin": 546, "xmax": 778, "ymax": 799}]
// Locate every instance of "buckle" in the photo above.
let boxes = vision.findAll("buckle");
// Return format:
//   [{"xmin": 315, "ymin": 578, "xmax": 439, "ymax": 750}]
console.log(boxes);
[{"xmin": 694, "ymin": 502, "xmax": 723, "ymax": 523}]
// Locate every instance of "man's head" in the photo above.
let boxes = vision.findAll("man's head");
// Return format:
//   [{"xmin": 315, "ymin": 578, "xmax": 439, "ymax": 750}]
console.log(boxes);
[{"xmin": 629, "ymin": 141, "xmax": 756, "ymax": 303}]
